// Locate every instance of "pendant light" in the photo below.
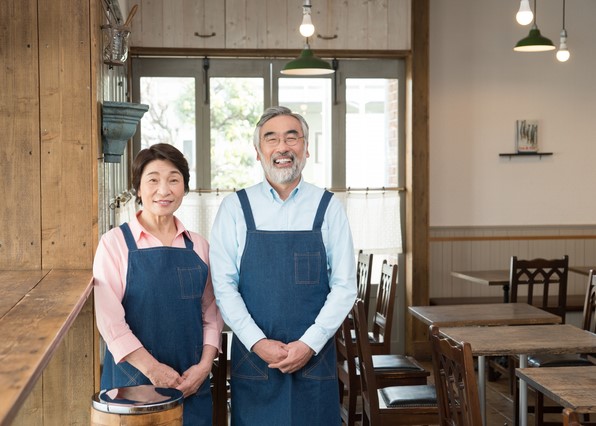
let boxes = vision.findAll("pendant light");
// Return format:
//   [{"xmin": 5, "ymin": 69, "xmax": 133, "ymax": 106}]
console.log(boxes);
[
  {"xmin": 299, "ymin": 0, "xmax": 315, "ymax": 38},
  {"xmin": 516, "ymin": 0, "xmax": 533, "ymax": 25},
  {"xmin": 514, "ymin": 0, "xmax": 555, "ymax": 52},
  {"xmin": 556, "ymin": 0, "xmax": 570, "ymax": 62},
  {"xmin": 281, "ymin": 40, "xmax": 334, "ymax": 75},
  {"xmin": 281, "ymin": 1, "xmax": 334, "ymax": 76}
]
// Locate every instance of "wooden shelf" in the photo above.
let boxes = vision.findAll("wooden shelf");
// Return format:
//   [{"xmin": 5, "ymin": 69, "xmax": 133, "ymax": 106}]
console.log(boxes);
[{"xmin": 499, "ymin": 152, "xmax": 553, "ymax": 159}]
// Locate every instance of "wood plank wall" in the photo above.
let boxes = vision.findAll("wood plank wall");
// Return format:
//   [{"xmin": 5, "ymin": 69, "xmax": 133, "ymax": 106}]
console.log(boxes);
[{"xmin": 1, "ymin": 0, "xmax": 102, "ymax": 423}]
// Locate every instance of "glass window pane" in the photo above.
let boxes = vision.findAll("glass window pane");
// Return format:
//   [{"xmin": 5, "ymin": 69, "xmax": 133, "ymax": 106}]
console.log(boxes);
[
  {"xmin": 346, "ymin": 78, "xmax": 398, "ymax": 188},
  {"xmin": 278, "ymin": 78, "xmax": 332, "ymax": 188},
  {"xmin": 139, "ymin": 77, "xmax": 197, "ymax": 188},
  {"xmin": 210, "ymin": 77, "xmax": 264, "ymax": 189}
]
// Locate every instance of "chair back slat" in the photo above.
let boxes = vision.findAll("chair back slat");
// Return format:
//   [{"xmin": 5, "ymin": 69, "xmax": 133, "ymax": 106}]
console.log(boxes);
[
  {"xmin": 356, "ymin": 251, "xmax": 373, "ymax": 317},
  {"xmin": 371, "ymin": 260, "xmax": 398, "ymax": 351}
]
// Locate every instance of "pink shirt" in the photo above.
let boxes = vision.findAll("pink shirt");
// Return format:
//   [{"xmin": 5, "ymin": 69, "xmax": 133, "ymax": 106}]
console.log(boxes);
[{"xmin": 93, "ymin": 211, "xmax": 224, "ymax": 363}]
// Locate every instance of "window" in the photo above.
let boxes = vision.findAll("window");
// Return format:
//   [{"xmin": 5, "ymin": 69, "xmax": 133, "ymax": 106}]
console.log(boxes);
[{"xmin": 131, "ymin": 57, "xmax": 404, "ymax": 255}]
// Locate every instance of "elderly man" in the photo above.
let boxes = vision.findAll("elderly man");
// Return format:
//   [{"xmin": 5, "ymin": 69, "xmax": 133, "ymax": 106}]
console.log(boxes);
[{"xmin": 210, "ymin": 106, "xmax": 357, "ymax": 425}]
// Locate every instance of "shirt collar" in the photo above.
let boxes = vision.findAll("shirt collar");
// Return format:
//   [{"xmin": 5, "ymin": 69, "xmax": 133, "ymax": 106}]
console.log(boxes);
[
  {"xmin": 261, "ymin": 177, "xmax": 303, "ymax": 203},
  {"xmin": 129, "ymin": 210, "xmax": 191, "ymax": 242}
]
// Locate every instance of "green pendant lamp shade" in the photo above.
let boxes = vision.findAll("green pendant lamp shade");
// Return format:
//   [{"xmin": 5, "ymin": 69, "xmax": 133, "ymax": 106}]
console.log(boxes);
[
  {"xmin": 514, "ymin": 24, "xmax": 555, "ymax": 52},
  {"xmin": 281, "ymin": 44, "xmax": 334, "ymax": 75}
]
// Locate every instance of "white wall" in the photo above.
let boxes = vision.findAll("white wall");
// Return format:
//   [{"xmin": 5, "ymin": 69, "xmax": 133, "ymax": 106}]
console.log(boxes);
[{"xmin": 430, "ymin": 0, "xmax": 596, "ymax": 227}]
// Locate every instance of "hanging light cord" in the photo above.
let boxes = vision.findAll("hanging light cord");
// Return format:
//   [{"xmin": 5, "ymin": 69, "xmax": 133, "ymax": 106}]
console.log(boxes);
[{"xmin": 562, "ymin": 0, "xmax": 566, "ymax": 30}]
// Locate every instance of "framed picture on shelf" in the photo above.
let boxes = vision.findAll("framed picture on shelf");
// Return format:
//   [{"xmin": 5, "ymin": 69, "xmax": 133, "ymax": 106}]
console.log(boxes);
[{"xmin": 516, "ymin": 119, "xmax": 539, "ymax": 153}]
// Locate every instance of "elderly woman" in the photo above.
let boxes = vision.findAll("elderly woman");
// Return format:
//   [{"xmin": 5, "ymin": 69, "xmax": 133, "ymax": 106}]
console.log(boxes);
[{"xmin": 93, "ymin": 143, "xmax": 223, "ymax": 426}]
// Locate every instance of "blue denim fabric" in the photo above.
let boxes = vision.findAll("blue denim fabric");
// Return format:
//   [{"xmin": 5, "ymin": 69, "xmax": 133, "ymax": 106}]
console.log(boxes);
[
  {"xmin": 230, "ymin": 190, "xmax": 340, "ymax": 426},
  {"xmin": 100, "ymin": 223, "xmax": 212, "ymax": 426}
]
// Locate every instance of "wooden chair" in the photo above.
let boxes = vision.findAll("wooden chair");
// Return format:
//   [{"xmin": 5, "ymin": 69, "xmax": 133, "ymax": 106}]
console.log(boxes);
[
  {"xmin": 563, "ymin": 409, "xmax": 583, "ymax": 426},
  {"xmin": 211, "ymin": 331, "xmax": 228, "ymax": 426},
  {"xmin": 369, "ymin": 260, "xmax": 399, "ymax": 355},
  {"xmin": 489, "ymin": 255, "xmax": 570, "ymax": 393},
  {"xmin": 352, "ymin": 298, "xmax": 439, "ymax": 426},
  {"xmin": 509, "ymin": 255, "xmax": 569, "ymax": 322},
  {"xmin": 336, "ymin": 304, "xmax": 430, "ymax": 425},
  {"xmin": 429, "ymin": 325, "xmax": 482, "ymax": 426},
  {"xmin": 514, "ymin": 269, "xmax": 596, "ymax": 426},
  {"xmin": 356, "ymin": 250, "xmax": 373, "ymax": 318}
]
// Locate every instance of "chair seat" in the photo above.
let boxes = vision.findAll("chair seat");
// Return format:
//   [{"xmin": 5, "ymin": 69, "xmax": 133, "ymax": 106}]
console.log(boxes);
[
  {"xmin": 370, "ymin": 354, "xmax": 427, "ymax": 371},
  {"xmin": 379, "ymin": 384, "xmax": 437, "ymax": 407},
  {"xmin": 528, "ymin": 353, "xmax": 594, "ymax": 368}
]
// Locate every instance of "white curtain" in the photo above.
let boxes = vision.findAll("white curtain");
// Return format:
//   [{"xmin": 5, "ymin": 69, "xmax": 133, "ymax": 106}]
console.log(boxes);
[
  {"xmin": 174, "ymin": 190, "xmax": 402, "ymax": 254},
  {"xmin": 334, "ymin": 190, "xmax": 403, "ymax": 254}
]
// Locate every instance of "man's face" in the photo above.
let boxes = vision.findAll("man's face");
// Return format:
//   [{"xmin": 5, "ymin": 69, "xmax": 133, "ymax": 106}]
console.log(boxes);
[{"xmin": 256, "ymin": 115, "xmax": 309, "ymax": 186}]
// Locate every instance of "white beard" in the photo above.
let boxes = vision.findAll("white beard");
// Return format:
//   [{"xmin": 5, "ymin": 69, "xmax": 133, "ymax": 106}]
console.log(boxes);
[{"xmin": 261, "ymin": 150, "xmax": 307, "ymax": 185}]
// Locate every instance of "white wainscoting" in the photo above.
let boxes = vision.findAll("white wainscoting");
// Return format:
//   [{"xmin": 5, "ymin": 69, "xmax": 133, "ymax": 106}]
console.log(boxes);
[{"xmin": 429, "ymin": 225, "xmax": 596, "ymax": 301}]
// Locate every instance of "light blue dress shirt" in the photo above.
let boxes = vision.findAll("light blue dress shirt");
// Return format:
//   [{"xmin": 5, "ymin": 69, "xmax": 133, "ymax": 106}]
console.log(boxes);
[{"xmin": 209, "ymin": 178, "xmax": 357, "ymax": 354}]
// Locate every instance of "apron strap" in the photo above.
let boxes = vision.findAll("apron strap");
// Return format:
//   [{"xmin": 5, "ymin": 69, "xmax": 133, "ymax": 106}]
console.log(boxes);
[
  {"xmin": 312, "ymin": 191, "xmax": 333, "ymax": 231},
  {"xmin": 237, "ymin": 189, "xmax": 256, "ymax": 231},
  {"xmin": 182, "ymin": 231, "xmax": 194, "ymax": 249},
  {"xmin": 119, "ymin": 223, "xmax": 138, "ymax": 250}
]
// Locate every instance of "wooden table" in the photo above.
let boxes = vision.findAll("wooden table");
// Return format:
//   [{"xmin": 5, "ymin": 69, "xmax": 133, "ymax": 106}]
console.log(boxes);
[
  {"xmin": 409, "ymin": 302, "xmax": 562, "ymax": 328},
  {"xmin": 515, "ymin": 366, "xmax": 596, "ymax": 416},
  {"xmin": 451, "ymin": 270, "xmax": 511, "ymax": 302},
  {"xmin": 409, "ymin": 302, "xmax": 561, "ymax": 425},
  {"xmin": 569, "ymin": 265, "xmax": 594, "ymax": 276},
  {"xmin": 0, "ymin": 270, "xmax": 93, "ymax": 425},
  {"xmin": 451, "ymin": 266, "xmax": 594, "ymax": 303},
  {"xmin": 439, "ymin": 324, "xmax": 596, "ymax": 426}
]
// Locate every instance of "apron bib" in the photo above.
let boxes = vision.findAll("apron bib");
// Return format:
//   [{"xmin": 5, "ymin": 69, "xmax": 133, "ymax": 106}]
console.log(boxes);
[
  {"xmin": 100, "ymin": 223, "xmax": 212, "ymax": 426},
  {"xmin": 230, "ymin": 189, "xmax": 340, "ymax": 426}
]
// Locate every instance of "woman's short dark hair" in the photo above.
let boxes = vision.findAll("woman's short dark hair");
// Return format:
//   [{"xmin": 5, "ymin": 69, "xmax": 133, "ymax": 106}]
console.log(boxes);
[{"xmin": 132, "ymin": 143, "xmax": 190, "ymax": 205}]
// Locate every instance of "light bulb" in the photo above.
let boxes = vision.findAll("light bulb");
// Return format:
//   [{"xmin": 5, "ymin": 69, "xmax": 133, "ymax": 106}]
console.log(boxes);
[
  {"xmin": 556, "ymin": 30, "xmax": 570, "ymax": 62},
  {"xmin": 516, "ymin": 0, "xmax": 533, "ymax": 25},
  {"xmin": 299, "ymin": 12, "xmax": 315, "ymax": 38}
]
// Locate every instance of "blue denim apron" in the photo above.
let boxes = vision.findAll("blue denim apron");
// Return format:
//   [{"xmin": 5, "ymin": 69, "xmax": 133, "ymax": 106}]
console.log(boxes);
[
  {"xmin": 230, "ymin": 189, "xmax": 340, "ymax": 426},
  {"xmin": 100, "ymin": 222, "xmax": 212, "ymax": 426}
]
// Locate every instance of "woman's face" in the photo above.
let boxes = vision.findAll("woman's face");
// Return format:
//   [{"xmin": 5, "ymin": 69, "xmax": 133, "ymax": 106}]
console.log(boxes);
[{"xmin": 137, "ymin": 159, "xmax": 185, "ymax": 218}]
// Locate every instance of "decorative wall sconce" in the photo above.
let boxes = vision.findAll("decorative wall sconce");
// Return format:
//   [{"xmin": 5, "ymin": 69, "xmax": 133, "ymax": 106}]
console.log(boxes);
[{"xmin": 102, "ymin": 101, "xmax": 149, "ymax": 163}]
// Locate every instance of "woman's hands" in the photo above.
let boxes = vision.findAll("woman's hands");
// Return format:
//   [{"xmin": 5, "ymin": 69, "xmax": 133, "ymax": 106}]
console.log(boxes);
[{"xmin": 176, "ymin": 344, "xmax": 219, "ymax": 397}]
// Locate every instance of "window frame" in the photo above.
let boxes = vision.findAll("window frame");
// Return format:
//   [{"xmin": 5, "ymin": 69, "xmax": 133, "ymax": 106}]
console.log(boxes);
[{"xmin": 130, "ymin": 57, "xmax": 405, "ymax": 191}]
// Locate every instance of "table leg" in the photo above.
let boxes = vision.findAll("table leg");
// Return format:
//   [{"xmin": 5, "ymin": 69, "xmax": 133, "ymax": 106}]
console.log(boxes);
[
  {"xmin": 502, "ymin": 283, "xmax": 510, "ymax": 303},
  {"xmin": 519, "ymin": 354, "xmax": 528, "ymax": 426},
  {"xmin": 478, "ymin": 355, "xmax": 486, "ymax": 426}
]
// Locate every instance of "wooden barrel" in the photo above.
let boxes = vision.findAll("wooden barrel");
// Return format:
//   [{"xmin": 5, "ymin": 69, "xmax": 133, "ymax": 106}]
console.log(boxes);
[{"xmin": 90, "ymin": 385, "xmax": 183, "ymax": 425}]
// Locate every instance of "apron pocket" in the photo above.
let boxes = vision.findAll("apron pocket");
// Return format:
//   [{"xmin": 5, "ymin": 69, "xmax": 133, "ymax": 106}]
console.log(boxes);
[
  {"xmin": 294, "ymin": 252, "xmax": 321, "ymax": 285},
  {"xmin": 302, "ymin": 340, "xmax": 337, "ymax": 380},
  {"xmin": 231, "ymin": 338, "xmax": 269, "ymax": 380},
  {"xmin": 177, "ymin": 266, "xmax": 205, "ymax": 299}
]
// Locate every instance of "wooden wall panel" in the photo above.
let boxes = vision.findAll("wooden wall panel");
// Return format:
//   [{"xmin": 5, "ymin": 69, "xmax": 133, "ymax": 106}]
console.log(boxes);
[
  {"xmin": 405, "ymin": 0, "xmax": 429, "ymax": 356},
  {"xmin": 38, "ymin": 0, "xmax": 94, "ymax": 269},
  {"xmin": 0, "ymin": 0, "xmax": 41, "ymax": 269}
]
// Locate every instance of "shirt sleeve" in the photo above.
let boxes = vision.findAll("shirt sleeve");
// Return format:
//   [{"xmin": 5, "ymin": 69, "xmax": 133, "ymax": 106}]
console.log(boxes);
[
  {"xmin": 190, "ymin": 233, "xmax": 225, "ymax": 353},
  {"xmin": 299, "ymin": 196, "xmax": 358, "ymax": 354},
  {"xmin": 209, "ymin": 195, "xmax": 267, "ymax": 351},
  {"xmin": 93, "ymin": 229, "xmax": 143, "ymax": 363}
]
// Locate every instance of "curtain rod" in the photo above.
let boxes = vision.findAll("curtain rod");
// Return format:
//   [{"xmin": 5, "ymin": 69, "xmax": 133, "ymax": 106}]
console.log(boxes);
[{"xmin": 188, "ymin": 187, "xmax": 405, "ymax": 194}]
